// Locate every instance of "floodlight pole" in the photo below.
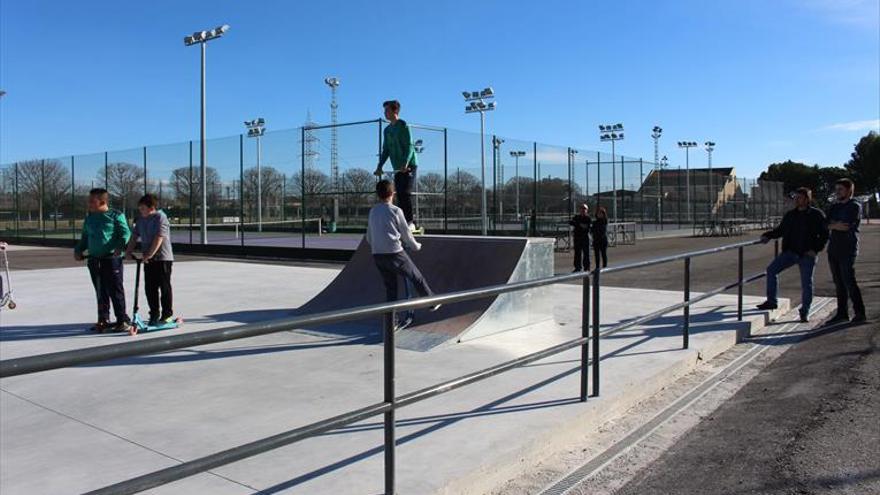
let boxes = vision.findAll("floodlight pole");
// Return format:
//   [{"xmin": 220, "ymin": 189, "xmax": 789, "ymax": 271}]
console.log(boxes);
[
  {"xmin": 199, "ymin": 42, "xmax": 207, "ymax": 243},
  {"xmin": 479, "ymin": 110, "xmax": 487, "ymax": 235},
  {"xmin": 652, "ymin": 126, "xmax": 662, "ymax": 227},
  {"xmin": 510, "ymin": 151, "xmax": 525, "ymax": 219},
  {"xmin": 705, "ymin": 141, "xmax": 715, "ymax": 218}
]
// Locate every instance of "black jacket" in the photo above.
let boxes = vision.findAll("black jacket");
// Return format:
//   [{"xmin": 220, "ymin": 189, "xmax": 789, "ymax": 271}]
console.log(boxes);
[
  {"xmin": 763, "ymin": 206, "xmax": 828, "ymax": 256},
  {"xmin": 591, "ymin": 218, "xmax": 608, "ymax": 246},
  {"xmin": 569, "ymin": 214, "xmax": 592, "ymax": 243}
]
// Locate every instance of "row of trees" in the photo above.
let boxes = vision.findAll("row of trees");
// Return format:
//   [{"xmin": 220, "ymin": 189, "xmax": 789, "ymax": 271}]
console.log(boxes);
[{"xmin": 760, "ymin": 131, "xmax": 879, "ymax": 205}]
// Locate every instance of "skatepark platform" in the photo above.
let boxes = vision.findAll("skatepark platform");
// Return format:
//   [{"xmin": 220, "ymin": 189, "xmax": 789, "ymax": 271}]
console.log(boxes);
[
  {"xmin": 0, "ymin": 244, "xmax": 825, "ymax": 494},
  {"xmin": 296, "ymin": 236, "xmax": 554, "ymax": 351}
]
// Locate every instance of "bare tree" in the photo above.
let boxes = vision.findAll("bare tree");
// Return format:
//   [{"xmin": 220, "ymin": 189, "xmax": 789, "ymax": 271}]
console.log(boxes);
[
  {"xmin": 242, "ymin": 165, "xmax": 283, "ymax": 221},
  {"xmin": 341, "ymin": 168, "xmax": 375, "ymax": 219},
  {"xmin": 418, "ymin": 172, "xmax": 444, "ymax": 220},
  {"xmin": 13, "ymin": 159, "xmax": 71, "ymax": 230},
  {"xmin": 169, "ymin": 166, "xmax": 221, "ymax": 215},
  {"xmin": 290, "ymin": 167, "xmax": 331, "ymax": 219},
  {"xmin": 98, "ymin": 162, "xmax": 144, "ymax": 219}
]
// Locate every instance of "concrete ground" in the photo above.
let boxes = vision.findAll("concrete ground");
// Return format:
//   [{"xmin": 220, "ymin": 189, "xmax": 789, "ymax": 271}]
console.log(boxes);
[{"xmin": 0, "ymin": 244, "xmax": 796, "ymax": 494}]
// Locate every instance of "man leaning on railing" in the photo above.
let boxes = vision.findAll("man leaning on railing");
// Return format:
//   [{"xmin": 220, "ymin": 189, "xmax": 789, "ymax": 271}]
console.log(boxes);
[{"xmin": 756, "ymin": 187, "xmax": 829, "ymax": 322}]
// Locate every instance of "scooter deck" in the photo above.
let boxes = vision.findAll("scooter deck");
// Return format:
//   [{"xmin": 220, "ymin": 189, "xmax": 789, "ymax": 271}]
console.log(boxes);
[{"xmin": 129, "ymin": 316, "xmax": 183, "ymax": 336}]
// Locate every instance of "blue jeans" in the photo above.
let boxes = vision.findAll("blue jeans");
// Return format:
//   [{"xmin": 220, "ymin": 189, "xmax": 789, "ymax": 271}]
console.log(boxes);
[{"xmin": 766, "ymin": 250, "xmax": 816, "ymax": 315}]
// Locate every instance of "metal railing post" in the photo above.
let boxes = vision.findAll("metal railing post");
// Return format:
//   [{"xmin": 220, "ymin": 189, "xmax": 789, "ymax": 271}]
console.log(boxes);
[
  {"xmin": 384, "ymin": 310, "xmax": 396, "ymax": 494},
  {"xmin": 737, "ymin": 246, "xmax": 744, "ymax": 321},
  {"xmin": 591, "ymin": 268, "xmax": 601, "ymax": 396},
  {"xmin": 580, "ymin": 273, "xmax": 590, "ymax": 402},
  {"xmin": 683, "ymin": 257, "xmax": 690, "ymax": 349}
]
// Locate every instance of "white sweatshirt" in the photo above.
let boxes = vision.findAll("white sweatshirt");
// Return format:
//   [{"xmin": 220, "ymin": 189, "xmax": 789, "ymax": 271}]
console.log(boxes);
[{"xmin": 365, "ymin": 202, "xmax": 422, "ymax": 254}]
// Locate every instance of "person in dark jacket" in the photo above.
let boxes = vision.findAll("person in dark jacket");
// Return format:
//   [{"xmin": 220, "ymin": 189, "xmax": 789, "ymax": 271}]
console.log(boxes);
[
  {"xmin": 757, "ymin": 187, "xmax": 829, "ymax": 322},
  {"xmin": 569, "ymin": 204, "xmax": 592, "ymax": 272},
  {"xmin": 591, "ymin": 206, "xmax": 609, "ymax": 269},
  {"xmin": 825, "ymin": 178, "xmax": 865, "ymax": 324}
]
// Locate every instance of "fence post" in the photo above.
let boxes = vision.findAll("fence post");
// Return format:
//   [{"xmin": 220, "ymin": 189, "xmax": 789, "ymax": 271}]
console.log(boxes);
[
  {"xmin": 596, "ymin": 151, "xmax": 600, "ymax": 213},
  {"xmin": 240, "ymin": 134, "xmax": 245, "ymax": 248},
  {"xmin": 384, "ymin": 310, "xmax": 397, "ymax": 495},
  {"xmin": 143, "ymin": 146, "xmax": 148, "ymax": 195},
  {"xmin": 189, "ymin": 140, "xmax": 194, "ymax": 245},
  {"xmin": 591, "ymin": 268, "xmax": 601, "ymax": 396},
  {"xmin": 40, "ymin": 160, "xmax": 46, "ymax": 241},
  {"xmin": 737, "ymin": 246, "xmax": 744, "ymax": 322},
  {"xmin": 639, "ymin": 158, "xmax": 644, "ymax": 233},
  {"xmin": 580, "ymin": 273, "xmax": 590, "ymax": 402},
  {"xmin": 443, "ymin": 128, "xmax": 448, "ymax": 233},
  {"xmin": 532, "ymin": 142, "xmax": 538, "ymax": 232},
  {"xmin": 104, "ymin": 151, "xmax": 109, "ymax": 190},
  {"xmin": 683, "ymin": 257, "xmax": 690, "ymax": 349},
  {"xmin": 71, "ymin": 156, "xmax": 76, "ymax": 240},
  {"xmin": 13, "ymin": 163, "xmax": 19, "ymax": 239},
  {"xmin": 301, "ymin": 126, "xmax": 307, "ymax": 249}
]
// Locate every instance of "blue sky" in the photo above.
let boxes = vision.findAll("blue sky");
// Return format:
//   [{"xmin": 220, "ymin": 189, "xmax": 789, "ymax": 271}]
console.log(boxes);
[{"xmin": 1, "ymin": 0, "xmax": 878, "ymax": 176}]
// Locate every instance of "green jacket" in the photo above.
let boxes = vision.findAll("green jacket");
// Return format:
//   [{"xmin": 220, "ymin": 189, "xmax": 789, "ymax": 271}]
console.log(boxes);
[
  {"xmin": 379, "ymin": 119, "xmax": 418, "ymax": 172},
  {"xmin": 74, "ymin": 209, "xmax": 131, "ymax": 258}
]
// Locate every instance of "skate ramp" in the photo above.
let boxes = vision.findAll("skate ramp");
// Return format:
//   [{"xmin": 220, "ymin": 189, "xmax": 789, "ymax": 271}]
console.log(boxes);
[{"xmin": 295, "ymin": 236, "xmax": 554, "ymax": 351}]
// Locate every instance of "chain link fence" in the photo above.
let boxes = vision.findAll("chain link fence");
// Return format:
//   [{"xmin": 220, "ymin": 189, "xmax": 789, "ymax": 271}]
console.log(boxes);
[{"xmin": 0, "ymin": 119, "xmax": 788, "ymax": 249}]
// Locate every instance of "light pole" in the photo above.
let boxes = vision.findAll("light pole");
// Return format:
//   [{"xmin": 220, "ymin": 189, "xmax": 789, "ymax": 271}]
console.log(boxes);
[
  {"xmin": 599, "ymin": 123, "xmax": 624, "ymax": 221},
  {"xmin": 677, "ymin": 141, "xmax": 698, "ymax": 222},
  {"xmin": 705, "ymin": 141, "xmax": 715, "ymax": 217},
  {"xmin": 463, "ymin": 87, "xmax": 496, "ymax": 235},
  {"xmin": 493, "ymin": 137, "xmax": 504, "ymax": 223},
  {"xmin": 659, "ymin": 155, "xmax": 668, "ymax": 225},
  {"xmin": 245, "ymin": 118, "xmax": 266, "ymax": 231},
  {"xmin": 510, "ymin": 150, "xmax": 526, "ymax": 219},
  {"xmin": 413, "ymin": 139, "xmax": 424, "ymax": 225},
  {"xmin": 184, "ymin": 24, "xmax": 230, "ymax": 245},
  {"xmin": 652, "ymin": 126, "xmax": 663, "ymax": 226}
]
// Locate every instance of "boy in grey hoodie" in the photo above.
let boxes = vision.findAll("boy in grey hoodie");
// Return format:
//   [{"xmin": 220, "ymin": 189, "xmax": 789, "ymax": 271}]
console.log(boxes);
[{"xmin": 366, "ymin": 180, "xmax": 440, "ymax": 328}]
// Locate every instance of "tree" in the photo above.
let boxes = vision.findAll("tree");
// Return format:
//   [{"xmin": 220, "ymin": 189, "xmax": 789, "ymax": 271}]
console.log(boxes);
[
  {"xmin": 845, "ymin": 131, "xmax": 880, "ymax": 194},
  {"xmin": 341, "ymin": 168, "xmax": 375, "ymax": 219},
  {"xmin": 14, "ymin": 159, "xmax": 71, "ymax": 229},
  {"xmin": 417, "ymin": 172, "xmax": 445, "ymax": 220},
  {"xmin": 168, "ymin": 166, "xmax": 221, "ymax": 216},
  {"xmin": 447, "ymin": 169, "xmax": 481, "ymax": 217},
  {"xmin": 290, "ymin": 167, "xmax": 331, "ymax": 218},
  {"xmin": 242, "ymin": 166, "xmax": 284, "ymax": 221},
  {"xmin": 99, "ymin": 162, "xmax": 144, "ymax": 219},
  {"xmin": 759, "ymin": 161, "xmax": 819, "ymax": 195}
]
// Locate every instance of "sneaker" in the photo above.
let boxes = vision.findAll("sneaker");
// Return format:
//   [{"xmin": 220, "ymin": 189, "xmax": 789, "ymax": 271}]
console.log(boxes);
[
  {"xmin": 756, "ymin": 301, "xmax": 777, "ymax": 310},
  {"xmin": 429, "ymin": 304, "xmax": 442, "ymax": 312},
  {"xmin": 826, "ymin": 313, "xmax": 850, "ymax": 325},
  {"xmin": 851, "ymin": 313, "xmax": 867, "ymax": 324},
  {"xmin": 408, "ymin": 222, "xmax": 417, "ymax": 232},
  {"xmin": 396, "ymin": 314, "xmax": 414, "ymax": 331},
  {"xmin": 148, "ymin": 315, "xmax": 160, "ymax": 326},
  {"xmin": 161, "ymin": 315, "xmax": 176, "ymax": 325},
  {"xmin": 799, "ymin": 312, "xmax": 809, "ymax": 323},
  {"xmin": 90, "ymin": 320, "xmax": 110, "ymax": 333},
  {"xmin": 111, "ymin": 320, "xmax": 132, "ymax": 333}
]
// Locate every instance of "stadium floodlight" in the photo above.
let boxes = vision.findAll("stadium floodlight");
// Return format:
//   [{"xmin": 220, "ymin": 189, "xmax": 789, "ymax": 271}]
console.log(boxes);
[
  {"xmin": 184, "ymin": 23, "xmax": 230, "ymax": 245},
  {"xmin": 677, "ymin": 140, "xmax": 698, "ymax": 222},
  {"xmin": 461, "ymin": 84, "xmax": 496, "ymax": 235},
  {"xmin": 598, "ymin": 122, "xmax": 625, "ymax": 221}
]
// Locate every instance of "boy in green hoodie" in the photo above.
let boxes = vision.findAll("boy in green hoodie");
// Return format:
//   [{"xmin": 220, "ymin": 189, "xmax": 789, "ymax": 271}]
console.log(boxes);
[
  {"xmin": 375, "ymin": 99, "xmax": 418, "ymax": 229},
  {"xmin": 74, "ymin": 188, "xmax": 131, "ymax": 332}
]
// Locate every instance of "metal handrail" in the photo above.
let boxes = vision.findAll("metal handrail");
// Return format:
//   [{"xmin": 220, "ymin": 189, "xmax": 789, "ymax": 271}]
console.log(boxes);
[{"xmin": 1, "ymin": 237, "xmax": 774, "ymax": 495}]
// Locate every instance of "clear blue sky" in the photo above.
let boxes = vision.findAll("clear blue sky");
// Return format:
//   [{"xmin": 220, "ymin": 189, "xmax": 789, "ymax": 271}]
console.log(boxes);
[{"xmin": 1, "ymin": 0, "xmax": 878, "ymax": 176}]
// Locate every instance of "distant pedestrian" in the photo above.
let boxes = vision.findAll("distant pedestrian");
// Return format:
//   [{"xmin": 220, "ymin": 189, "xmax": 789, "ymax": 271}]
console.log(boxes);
[
  {"xmin": 757, "ymin": 187, "xmax": 828, "ymax": 322},
  {"xmin": 375, "ymin": 100, "xmax": 418, "ymax": 230},
  {"xmin": 825, "ymin": 178, "xmax": 866, "ymax": 324},
  {"xmin": 125, "ymin": 194, "xmax": 175, "ymax": 326},
  {"xmin": 74, "ymin": 188, "xmax": 131, "ymax": 332},
  {"xmin": 569, "ymin": 204, "xmax": 592, "ymax": 272},
  {"xmin": 366, "ymin": 180, "xmax": 440, "ymax": 330},
  {"xmin": 591, "ymin": 206, "xmax": 609, "ymax": 269}
]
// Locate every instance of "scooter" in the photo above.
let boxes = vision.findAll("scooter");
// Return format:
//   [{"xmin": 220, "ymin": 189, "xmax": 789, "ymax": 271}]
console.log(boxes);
[
  {"xmin": 129, "ymin": 255, "xmax": 181, "ymax": 336},
  {"xmin": 0, "ymin": 242, "xmax": 15, "ymax": 310}
]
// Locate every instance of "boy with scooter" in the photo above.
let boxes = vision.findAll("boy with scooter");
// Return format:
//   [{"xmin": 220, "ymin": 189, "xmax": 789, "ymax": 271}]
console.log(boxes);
[
  {"xmin": 366, "ymin": 180, "xmax": 440, "ymax": 330},
  {"xmin": 74, "ymin": 188, "xmax": 131, "ymax": 332},
  {"xmin": 125, "ymin": 194, "xmax": 177, "ymax": 330}
]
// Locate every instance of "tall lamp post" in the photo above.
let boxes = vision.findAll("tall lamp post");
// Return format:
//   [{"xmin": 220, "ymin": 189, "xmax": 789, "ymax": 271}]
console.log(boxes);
[
  {"xmin": 184, "ymin": 24, "xmax": 230, "ymax": 245},
  {"xmin": 652, "ymin": 126, "xmax": 663, "ymax": 227},
  {"xmin": 413, "ymin": 139, "xmax": 424, "ymax": 225},
  {"xmin": 599, "ymin": 123, "xmax": 624, "ymax": 221},
  {"xmin": 510, "ymin": 150, "xmax": 526, "ymax": 219},
  {"xmin": 568, "ymin": 148, "xmax": 578, "ymax": 213},
  {"xmin": 493, "ymin": 137, "xmax": 504, "ymax": 223},
  {"xmin": 463, "ymin": 87, "xmax": 496, "ymax": 236},
  {"xmin": 704, "ymin": 141, "xmax": 715, "ymax": 217},
  {"xmin": 677, "ymin": 141, "xmax": 698, "ymax": 222},
  {"xmin": 245, "ymin": 118, "xmax": 266, "ymax": 231}
]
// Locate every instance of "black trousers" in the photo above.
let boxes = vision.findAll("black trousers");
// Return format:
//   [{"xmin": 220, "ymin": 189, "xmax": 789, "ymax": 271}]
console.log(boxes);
[
  {"xmin": 573, "ymin": 240, "xmax": 590, "ymax": 271},
  {"xmin": 593, "ymin": 240, "xmax": 608, "ymax": 268},
  {"xmin": 827, "ymin": 251, "xmax": 865, "ymax": 317},
  {"xmin": 394, "ymin": 170, "xmax": 415, "ymax": 224},
  {"xmin": 87, "ymin": 257, "xmax": 128, "ymax": 323},
  {"xmin": 144, "ymin": 260, "xmax": 174, "ymax": 319},
  {"xmin": 373, "ymin": 251, "xmax": 433, "ymax": 303}
]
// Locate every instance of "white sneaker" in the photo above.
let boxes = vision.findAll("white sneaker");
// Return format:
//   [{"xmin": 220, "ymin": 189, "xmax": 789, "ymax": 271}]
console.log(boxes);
[{"xmin": 408, "ymin": 222, "xmax": 417, "ymax": 232}]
